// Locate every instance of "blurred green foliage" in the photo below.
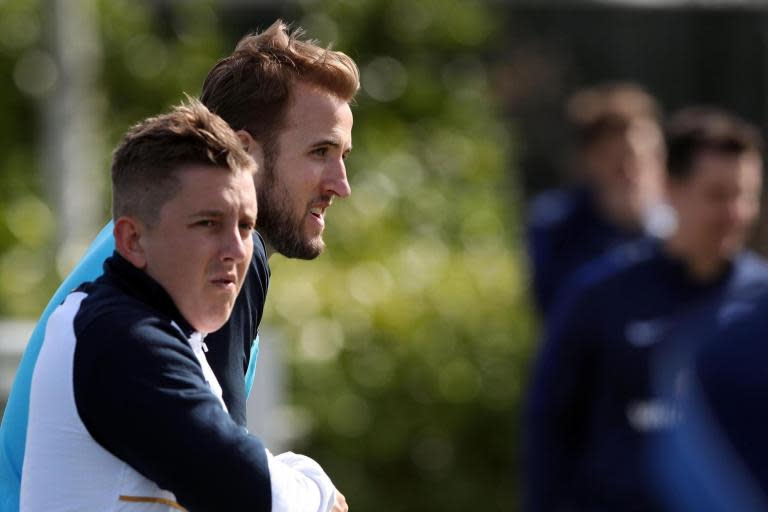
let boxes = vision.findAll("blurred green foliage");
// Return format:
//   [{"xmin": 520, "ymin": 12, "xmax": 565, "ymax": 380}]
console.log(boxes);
[
  {"xmin": 0, "ymin": 0, "xmax": 227, "ymax": 315},
  {"xmin": 0, "ymin": 0, "xmax": 534, "ymax": 510},
  {"xmin": 0, "ymin": 0, "xmax": 52, "ymax": 316}
]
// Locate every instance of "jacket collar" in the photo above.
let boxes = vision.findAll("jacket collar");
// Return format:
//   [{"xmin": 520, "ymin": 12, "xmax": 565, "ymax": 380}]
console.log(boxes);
[{"xmin": 103, "ymin": 251, "xmax": 197, "ymax": 338}]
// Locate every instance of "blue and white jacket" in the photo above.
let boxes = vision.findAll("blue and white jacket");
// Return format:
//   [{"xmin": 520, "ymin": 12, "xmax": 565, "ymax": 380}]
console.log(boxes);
[
  {"xmin": 20, "ymin": 252, "xmax": 272, "ymax": 511},
  {"xmin": 0, "ymin": 223, "xmax": 269, "ymax": 512}
]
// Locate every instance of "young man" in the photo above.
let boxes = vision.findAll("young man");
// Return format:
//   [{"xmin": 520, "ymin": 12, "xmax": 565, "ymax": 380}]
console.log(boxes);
[
  {"xmin": 20, "ymin": 100, "xmax": 344, "ymax": 512},
  {"xmin": 524, "ymin": 107, "xmax": 768, "ymax": 511},
  {"xmin": 1, "ymin": 20, "xmax": 357, "ymax": 512},
  {"xmin": 526, "ymin": 82, "xmax": 667, "ymax": 317}
]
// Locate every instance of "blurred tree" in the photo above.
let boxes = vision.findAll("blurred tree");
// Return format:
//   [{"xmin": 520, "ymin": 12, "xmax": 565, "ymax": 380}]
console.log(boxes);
[
  {"xmin": 0, "ymin": 0, "xmax": 54, "ymax": 317},
  {"xmin": 0, "ymin": 0, "xmax": 228, "ymax": 316},
  {"xmin": 266, "ymin": 1, "xmax": 533, "ymax": 510},
  {"xmin": 0, "ymin": 0, "xmax": 532, "ymax": 509}
]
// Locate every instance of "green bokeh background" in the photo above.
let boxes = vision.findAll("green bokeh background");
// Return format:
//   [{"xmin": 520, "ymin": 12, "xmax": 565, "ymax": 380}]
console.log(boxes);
[{"xmin": 0, "ymin": 1, "xmax": 532, "ymax": 510}]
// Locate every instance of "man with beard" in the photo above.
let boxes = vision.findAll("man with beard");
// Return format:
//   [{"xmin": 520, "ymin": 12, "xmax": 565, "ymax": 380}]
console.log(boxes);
[
  {"xmin": 1, "ymin": 19, "xmax": 356, "ymax": 512},
  {"xmin": 524, "ymin": 107, "xmax": 768, "ymax": 512}
]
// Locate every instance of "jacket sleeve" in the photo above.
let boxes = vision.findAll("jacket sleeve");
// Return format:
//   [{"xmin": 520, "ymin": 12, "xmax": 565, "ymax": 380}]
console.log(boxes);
[
  {"xmin": 523, "ymin": 284, "xmax": 598, "ymax": 512},
  {"xmin": 73, "ymin": 313, "xmax": 271, "ymax": 512}
]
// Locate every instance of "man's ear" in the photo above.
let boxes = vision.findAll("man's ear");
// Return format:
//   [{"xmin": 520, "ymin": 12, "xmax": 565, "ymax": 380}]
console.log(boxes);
[
  {"xmin": 236, "ymin": 130, "xmax": 264, "ymax": 168},
  {"xmin": 114, "ymin": 216, "xmax": 148, "ymax": 269},
  {"xmin": 236, "ymin": 129, "xmax": 253, "ymax": 150}
]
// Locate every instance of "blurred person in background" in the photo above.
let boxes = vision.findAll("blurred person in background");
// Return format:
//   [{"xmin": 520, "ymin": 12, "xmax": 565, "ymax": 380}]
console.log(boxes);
[
  {"xmin": 0, "ymin": 19, "xmax": 357, "ymax": 512},
  {"xmin": 526, "ymin": 82, "xmax": 667, "ymax": 318},
  {"xmin": 524, "ymin": 107, "xmax": 768, "ymax": 512}
]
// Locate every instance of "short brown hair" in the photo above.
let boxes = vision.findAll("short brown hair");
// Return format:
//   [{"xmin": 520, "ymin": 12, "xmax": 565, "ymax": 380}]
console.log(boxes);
[
  {"xmin": 567, "ymin": 82, "xmax": 662, "ymax": 149},
  {"xmin": 666, "ymin": 107, "xmax": 764, "ymax": 180},
  {"xmin": 200, "ymin": 19, "xmax": 360, "ymax": 167},
  {"xmin": 111, "ymin": 98, "xmax": 256, "ymax": 224}
]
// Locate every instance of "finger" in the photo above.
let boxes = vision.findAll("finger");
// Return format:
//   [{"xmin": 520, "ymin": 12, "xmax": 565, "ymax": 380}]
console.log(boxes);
[{"xmin": 335, "ymin": 491, "xmax": 348, "ymax": 512}]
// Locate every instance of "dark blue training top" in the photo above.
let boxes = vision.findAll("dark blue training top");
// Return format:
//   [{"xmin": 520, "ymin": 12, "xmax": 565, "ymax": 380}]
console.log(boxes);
[
  {"xmin": 653, "ymin": 284, "xmax": 768, "ymax": 511},
  {"xmin": 69, "ymin": 252, "xmax": 271, "ymax": 511},
  {"xmin": 526, "ymin": 187, "xmax": 643, "ymax": 317},
  {"xmin": 524, "ymin": 239, "xmax": 768, "ymax": 512}
]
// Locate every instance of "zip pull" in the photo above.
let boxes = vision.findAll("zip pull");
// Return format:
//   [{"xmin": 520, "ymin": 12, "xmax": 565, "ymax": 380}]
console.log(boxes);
[{"xmin": 202, "ymin": 341, "xmax": 209, "ymax": 353}]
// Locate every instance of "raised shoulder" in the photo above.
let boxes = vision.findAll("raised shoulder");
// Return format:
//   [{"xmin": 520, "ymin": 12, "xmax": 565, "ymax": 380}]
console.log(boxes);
[{"xmin": 527, "ymin": 189, "xmax": 580, "ymax": 230}]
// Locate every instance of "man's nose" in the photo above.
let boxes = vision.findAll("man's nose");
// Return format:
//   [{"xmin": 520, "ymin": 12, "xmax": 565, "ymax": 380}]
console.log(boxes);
[
  {"xmin": 221, "ymin": 225, "xmax": 250, "ymax": 262},
  {"xmin": 323, "ymin": 157, "xmax": 351, "ymax": 198}
]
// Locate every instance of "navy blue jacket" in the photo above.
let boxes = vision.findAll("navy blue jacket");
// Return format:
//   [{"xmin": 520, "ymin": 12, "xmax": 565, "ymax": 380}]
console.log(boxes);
[
  {"xmin": 524, "ymin": 239, "xmax": 768, "ymax": 512},
  {"xmin": 527, "ymin": 187, "xmax": 643, "ymax": 317},
  {"xmin": 72, "ymin": 252, "xmax": 271, "ymax": 511},
  {"xmin": 654, "ymin": 284, "xmax": 768, "ymax": 511}
]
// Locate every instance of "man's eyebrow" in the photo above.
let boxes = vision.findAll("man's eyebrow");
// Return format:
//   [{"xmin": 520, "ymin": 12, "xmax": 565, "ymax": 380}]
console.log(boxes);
[
  {"xmin": 312, "ymin": 138, "xmax": 353, "ymax": 151},
  {"xmin": 188, "ymin": 210, "xmax": 225, "ymax": 219},
  {"xmin": 312, "ymin": 138, "xmax": 341, "ymax": 148}
]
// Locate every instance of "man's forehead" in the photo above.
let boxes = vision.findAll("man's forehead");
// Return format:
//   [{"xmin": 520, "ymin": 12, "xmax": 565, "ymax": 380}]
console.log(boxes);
[
  {"xmin": 675, "ymin": 152, "xmax": 759, "ymax": 188},
  {"xmin": 174, "ymin": 164, "xmax": 253, "ymax": 195},
  {"xmin": 286, "ymin": 82, "xmax": 352, "ymax": 119}
]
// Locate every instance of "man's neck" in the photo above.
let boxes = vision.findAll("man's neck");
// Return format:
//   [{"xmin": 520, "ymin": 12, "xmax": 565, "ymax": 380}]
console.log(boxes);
[
  {"xmin": 663, "ymin": 237, "xmax": 730, "ymax": 282},
  {"xmin": 593, "ymin": 188, "xmax": 644, "ymax": 232}
]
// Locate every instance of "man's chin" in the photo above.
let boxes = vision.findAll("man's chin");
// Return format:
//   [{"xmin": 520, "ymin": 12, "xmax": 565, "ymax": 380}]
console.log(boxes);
[
  {"xmin": 193, "ymin": 315, "xmax": 229, "ymax": 335},
  {"xmin": 270, "ymin": 235, "xmax": 325, "ymax": 260},
  {"xmin": 289, "ymin": 240, "xmax": 324, "ymax": 260},
  {"xmin": 716, "ymin": 239, "xmax": 744, "ymax": 260}
]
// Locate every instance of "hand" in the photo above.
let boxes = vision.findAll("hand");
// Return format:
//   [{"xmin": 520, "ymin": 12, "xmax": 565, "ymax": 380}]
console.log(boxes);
[{"xmin": 330, "ymin": 490, "xmax": 348, "ymax": 512}]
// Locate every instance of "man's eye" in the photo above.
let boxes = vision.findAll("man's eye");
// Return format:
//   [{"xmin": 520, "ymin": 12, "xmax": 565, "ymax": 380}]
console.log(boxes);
[
  {"xmin": 195, "ymin": 220, "xmax": 217, "ymax": 228},
  {"xmin": 239, "ymin": 221, "xmax": 255, "ymax": 232},
  {"xmin": 312, "ymin": 147, "xmax": 328, "ymax": 157}
]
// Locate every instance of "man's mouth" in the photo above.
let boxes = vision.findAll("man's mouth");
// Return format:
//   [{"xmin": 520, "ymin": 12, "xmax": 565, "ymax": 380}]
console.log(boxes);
[
  {"xmin": 310, "ymin": 206, "xmax": 325, "ymax": 219},
  {"xmin": 210, "ymin": 274, "xmax": 237, "ymax": 289},
  {"xmin": 309, "ymin": 202, "xmax": 331, "ymax": 227}
]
